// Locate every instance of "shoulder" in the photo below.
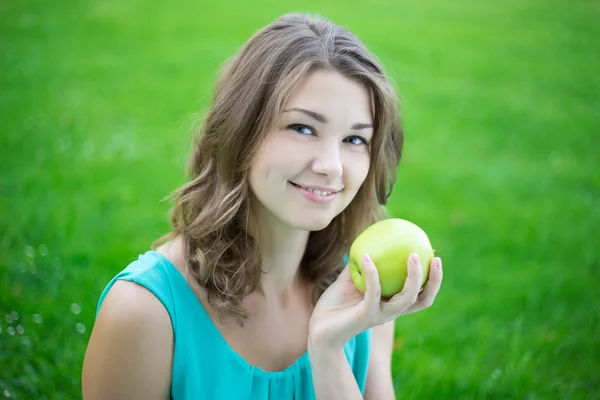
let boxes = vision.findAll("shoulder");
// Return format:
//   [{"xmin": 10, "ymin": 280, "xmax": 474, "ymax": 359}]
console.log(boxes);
[
  {"xmin": 97, "ymin": 279, "xmax": 174, "ymax": 329},
  {"xmin": 82, "ymin": 279, "xmax": 174, "ymax": 400}
]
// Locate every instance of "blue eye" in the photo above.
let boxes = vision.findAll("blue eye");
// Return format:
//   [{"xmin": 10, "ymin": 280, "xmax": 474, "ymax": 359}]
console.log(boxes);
[
  {"xmin": 345, "ymin": 135, "xmax": 369, "ymax": 146},
  {"xmin": 288, "ymin": 124, "xmax": 369, "ymax": 146},
  {"xmin": 288, "ymin": 124, "xmax": 314, "ymax": 135}
]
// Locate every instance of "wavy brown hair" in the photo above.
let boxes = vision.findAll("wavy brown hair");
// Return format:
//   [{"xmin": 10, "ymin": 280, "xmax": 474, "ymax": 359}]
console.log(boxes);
[{"xmin": 154, "ymin": 12, "xmax": 403, "ymax": 326}]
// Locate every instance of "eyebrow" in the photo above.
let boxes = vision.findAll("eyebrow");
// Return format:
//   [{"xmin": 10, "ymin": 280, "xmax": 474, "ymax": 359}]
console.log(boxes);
[{"xmin": 283, "ymin": 107, "xmax": 373, "ymax": 130}]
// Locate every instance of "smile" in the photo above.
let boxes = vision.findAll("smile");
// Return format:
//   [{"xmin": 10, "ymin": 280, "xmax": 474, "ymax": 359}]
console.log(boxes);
[{"xmin": 289, "ymin": 182, "xmax": 340, "ymax": 204}]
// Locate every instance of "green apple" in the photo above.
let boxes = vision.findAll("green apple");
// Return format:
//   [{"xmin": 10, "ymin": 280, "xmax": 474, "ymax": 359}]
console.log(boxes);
[{"xmin": 349, "ymin": 218, "xmax": 435, "ymax": 299}]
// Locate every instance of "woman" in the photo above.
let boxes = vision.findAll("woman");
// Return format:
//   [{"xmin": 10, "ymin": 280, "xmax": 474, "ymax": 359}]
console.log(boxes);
[{"xmin": 82, "ymin": 12, "xmax": 443, "ymax": 400}]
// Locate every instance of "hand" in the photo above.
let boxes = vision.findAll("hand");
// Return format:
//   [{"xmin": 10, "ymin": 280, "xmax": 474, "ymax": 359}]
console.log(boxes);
[{"xmin": 308, "ymin": 253, "xmax": 443, "ymax": 350}]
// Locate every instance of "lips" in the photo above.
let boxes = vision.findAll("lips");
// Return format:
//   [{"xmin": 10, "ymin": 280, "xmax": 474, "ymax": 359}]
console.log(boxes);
[
  {"xmin": 290, "ymin": 182, "xmax": 339, "ymax": 204},
  {"xmin": 289, "ymin": 182, "xmax": 339, "ymax": 196}
]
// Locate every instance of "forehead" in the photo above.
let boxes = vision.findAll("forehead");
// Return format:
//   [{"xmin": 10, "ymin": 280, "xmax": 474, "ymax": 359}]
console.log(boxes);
[{"xmin": 282, "ymin": 70, "xmax": 374, "ymax": 123}]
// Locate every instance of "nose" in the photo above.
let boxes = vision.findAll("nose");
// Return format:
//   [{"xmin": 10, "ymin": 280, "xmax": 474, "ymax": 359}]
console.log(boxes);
[{"xmin": 311, "ymin": 142, "xmax": 343, "ymax": 179}]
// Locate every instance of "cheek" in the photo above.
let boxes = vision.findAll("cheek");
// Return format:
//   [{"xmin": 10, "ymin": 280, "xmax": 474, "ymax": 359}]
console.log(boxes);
[
  {"xmin": 250, "ymin": 138, "xmax": 302, "ymax": 185},
  {"xmin": 347, "ymin": 154, "xmax": 371, "ymax": 187},
  {"xmin": 266, "ymin": 134, "xmax": 295, "ymax": 159},
  {"xmin": 268, "ymin": 143, "xmax": 306, "ymax": 176}
]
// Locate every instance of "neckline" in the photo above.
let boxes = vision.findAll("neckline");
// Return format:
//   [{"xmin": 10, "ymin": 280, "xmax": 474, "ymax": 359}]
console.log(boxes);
[{"xmin": 148, "ymin": 250, "xmax": 310, "ymax": 378}]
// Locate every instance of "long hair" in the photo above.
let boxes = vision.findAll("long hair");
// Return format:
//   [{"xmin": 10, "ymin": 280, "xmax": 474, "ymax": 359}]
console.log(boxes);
[{"xmin": 153, "ymin": 12, "xmax": 403, "ymax": 326}]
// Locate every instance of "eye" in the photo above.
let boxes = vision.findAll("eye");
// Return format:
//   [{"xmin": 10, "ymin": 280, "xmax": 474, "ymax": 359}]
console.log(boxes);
[
  {"xmin": 288, "ymin": 124, "xmax": 314, "ymax": 136},
  {"xmin": 345, "ymin": 135, "xmax": 369, "ymax": 146}
]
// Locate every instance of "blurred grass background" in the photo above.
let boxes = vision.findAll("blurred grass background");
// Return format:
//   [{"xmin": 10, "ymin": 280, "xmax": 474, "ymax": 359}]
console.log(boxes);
[{"xmin": 1, "ymin": 0, "xmax": 599, "ymax": 398}]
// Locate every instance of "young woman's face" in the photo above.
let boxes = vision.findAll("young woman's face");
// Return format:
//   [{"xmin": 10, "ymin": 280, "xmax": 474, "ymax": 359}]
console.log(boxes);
[{"xmin": 249, "ymin": 69, "xmax": 373, "ymax": 231}]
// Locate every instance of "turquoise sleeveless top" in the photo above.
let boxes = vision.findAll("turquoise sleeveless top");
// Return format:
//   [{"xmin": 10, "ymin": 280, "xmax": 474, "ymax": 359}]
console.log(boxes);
[{"xmin": 96, "ymin": 250, "xmax": 372, "ymax": 399}]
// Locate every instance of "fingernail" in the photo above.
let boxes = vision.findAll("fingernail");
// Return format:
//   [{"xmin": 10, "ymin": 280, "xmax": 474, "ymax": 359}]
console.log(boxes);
[
  {"xmin": 410, "ymin": 253, "xmax": 419, "ymax": 265},
  {"xmin": 437, "ymin": 258, "xmax": 443, "ymax": 270},
  {"xmin": 362, "ymin": 253, "xmax": 371, "ymax": 264}
]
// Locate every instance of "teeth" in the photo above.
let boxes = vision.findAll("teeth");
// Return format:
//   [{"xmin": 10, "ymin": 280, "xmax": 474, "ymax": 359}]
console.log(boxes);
[
  {"xmin": 303, "ymin": 186, "xmax": 334, "ymax": 197},
  {"xmin": 292, "ymin": 182, "xmax": 337, "ymax": 197}
]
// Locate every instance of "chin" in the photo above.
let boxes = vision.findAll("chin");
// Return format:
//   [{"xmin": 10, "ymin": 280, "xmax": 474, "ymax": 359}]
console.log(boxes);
[{"xmin": 289, "ymin": 215, "xmax": 333, "ymax": 232}]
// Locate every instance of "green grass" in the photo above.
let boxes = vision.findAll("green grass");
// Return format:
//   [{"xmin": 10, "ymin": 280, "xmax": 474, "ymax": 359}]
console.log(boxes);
[{"xmin": 1, "ymin": 0, "xmax": 599, "ymax": 398}]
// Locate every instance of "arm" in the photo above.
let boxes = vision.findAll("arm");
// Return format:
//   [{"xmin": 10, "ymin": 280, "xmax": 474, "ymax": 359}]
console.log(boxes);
[
  {"xmin": 308, "ymin": 344, "xmax": 363, "ymax": 400},
  {"xmin": 309, "ymin": 321, "xmax": 396, "ymax": 400},
  {"xmin": 364, "ymin": 321, "xmax": 396, "ymax": 400},
  {"xmin": 82, "ymin": 280, "xmax": 174, "ymax": 400},
  {"xmin": 308, "ymin": 254, "xmax": 443, "ymax": 400}
]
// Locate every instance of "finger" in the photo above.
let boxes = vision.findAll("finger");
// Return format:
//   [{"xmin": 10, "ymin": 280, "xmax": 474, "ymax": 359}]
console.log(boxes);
[
  {"xmin": 406, "ymin": 257, "xmax": 443, "ymax": 313},
  {"xmin": 397, "ymin": 253, "xmax": 423, "ymax": 301},
  {"xmin": 361, "ymin": 253, "xmax": 382, "ymax": 324},
  {"xmin": 381, "ymin": 253, "xmax": 422, "ymax": 316}
]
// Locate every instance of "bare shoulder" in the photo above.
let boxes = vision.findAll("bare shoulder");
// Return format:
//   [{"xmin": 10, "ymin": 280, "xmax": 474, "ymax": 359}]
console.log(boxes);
[{"xmin": 82, "ymin": 279, "xmax": 174, "ymax": 400}]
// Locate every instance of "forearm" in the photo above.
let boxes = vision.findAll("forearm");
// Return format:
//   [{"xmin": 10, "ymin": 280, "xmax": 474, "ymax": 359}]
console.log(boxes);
[{"xmin": 308, "ymin": 345, "xmax": 363, "ymax": 400}]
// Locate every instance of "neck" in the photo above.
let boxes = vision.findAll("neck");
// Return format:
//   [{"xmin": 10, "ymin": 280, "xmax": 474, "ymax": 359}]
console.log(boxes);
[{"xmin": 251, "ymin": 212, "xmax": 311, "ymax": 306}]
